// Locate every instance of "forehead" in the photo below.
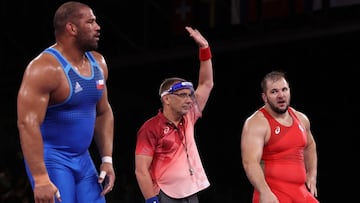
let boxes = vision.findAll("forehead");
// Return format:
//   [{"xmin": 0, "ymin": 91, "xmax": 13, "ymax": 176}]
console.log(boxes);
[
  {"xmin": 78, "ymin": 7, "xmax": 95, "ymax": 19},
  {"xmin": 266, "ymin": 78, "xmax": 288, "ymax": 89},
  {"xmin": 174, "ymin": 88, "xmax": 192, "ymax": 93}
]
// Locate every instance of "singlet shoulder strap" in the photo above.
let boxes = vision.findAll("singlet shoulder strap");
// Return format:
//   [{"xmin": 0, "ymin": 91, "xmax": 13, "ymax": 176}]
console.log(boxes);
[
  {"xmin": 259, "ymin": 107, "xmax": 272, "ymax": 120},
  {"xmin": 287, "ymin": 107, "xmax": 298, "ymax": 120},
  {"xmin": 85, "ymin": 51, "xmax": 99, "ymax": 67},
  {"xmin": 44, "ymin": 48, "xmax": 71, "ymax": 72}
]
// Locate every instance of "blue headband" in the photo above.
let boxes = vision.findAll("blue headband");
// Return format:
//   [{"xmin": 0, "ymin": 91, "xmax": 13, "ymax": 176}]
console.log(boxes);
[{"xmin": 160, "ymin": 81, "xmax": 194, "ymax": 97}]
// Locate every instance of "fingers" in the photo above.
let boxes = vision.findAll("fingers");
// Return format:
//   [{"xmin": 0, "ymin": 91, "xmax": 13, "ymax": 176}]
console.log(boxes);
[
  {"xmin": 99, "ymin": 171, "xmax": 106, "ymax": 180},
  {"xmin": 105, "ymin": 183, "xmax": 113, "ymax": 191},
  {"xmin": 185, "ymin": 26, "xmax": 197, "ymax": 34},
  {"xmin": 98, "ymin": 170, "xmax": 115, "ymax": 196},
  {"xmin": 99, "ymin": 175, "xmax": 114, "ymax": 196},
  {"xmin": 98, "ymin": 165, "xmax": 116, "ymax": 196},
  {"xmin": 55, "ymin": 190, "xmax": 62, "ymax": 202},
  {"xmin": 101, "ymin": 183, "xmax": 114, "ymax": 196},
  {"xmin": 55, "ymin": 190, "xmax": 61, "ymax": 198}
]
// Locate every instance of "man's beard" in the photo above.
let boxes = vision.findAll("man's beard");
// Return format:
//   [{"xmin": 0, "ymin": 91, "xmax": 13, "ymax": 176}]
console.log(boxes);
[
  {"xmin": 268, "ymin": 100, "xmax": 288, "ymax": 114},
  {"xmin": 77, "ymin": 36, "xmax": 98, "ymax": 51}
]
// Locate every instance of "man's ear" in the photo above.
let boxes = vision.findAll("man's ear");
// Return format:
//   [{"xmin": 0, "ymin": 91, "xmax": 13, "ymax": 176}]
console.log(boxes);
[
  {"xmin": 261, "ymin": 93, "xmax": 267, "ymax": 103},
  {"xmin": 66, "ymin": 22, "xmax": 77, "ymax": 34}
]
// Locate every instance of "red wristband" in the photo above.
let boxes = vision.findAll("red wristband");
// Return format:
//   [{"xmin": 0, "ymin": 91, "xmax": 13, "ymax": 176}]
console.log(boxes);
[{"xmin": 199, "ymin": 46, "xmax": 212, "ymax": 61}]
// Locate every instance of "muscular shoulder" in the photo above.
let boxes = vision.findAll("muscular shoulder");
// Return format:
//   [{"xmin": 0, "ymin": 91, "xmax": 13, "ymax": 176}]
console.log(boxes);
[
  {"xmin": 242, "ymin": 110, "xmax": 269, "ymax": 136},
  {"xmin": 89, "ymin": 51, "xmax": 108, "ymax": 78},
  {"xmin": 245, "ymin": 110, "xmax": 268, "ymax": 125},
  {"xmin": 90, "ymin": 51, "xmax": 105, "ymax": 61},
  {"xmin": 290, "ymin": 107, "xmax": 310, "ymax": 128},
  {"xmin": 26, "ymin": 52, "xmax": 63, "ymax": 74},
  {"xmin": 23, "ymin": 52, "xmax": 64, "ymax": 89}
]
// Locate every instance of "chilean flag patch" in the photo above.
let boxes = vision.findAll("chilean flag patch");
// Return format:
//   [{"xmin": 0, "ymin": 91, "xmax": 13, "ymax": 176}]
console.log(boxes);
[{"xmin": 96, "ymin": 79, "xmax": 105, "ymax": 89}]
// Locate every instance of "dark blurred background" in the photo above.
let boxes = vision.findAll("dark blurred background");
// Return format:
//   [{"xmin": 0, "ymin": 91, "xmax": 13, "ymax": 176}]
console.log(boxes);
[{"xmin": 1, "ymin": 0, "xmax": 359, "ymax": 202}]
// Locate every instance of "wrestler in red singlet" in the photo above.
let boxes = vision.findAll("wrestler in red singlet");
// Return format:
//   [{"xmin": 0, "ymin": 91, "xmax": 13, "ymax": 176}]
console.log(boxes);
[{"xmin": 252, "ymin": 107, "xmax": 319, "ymax": 203}]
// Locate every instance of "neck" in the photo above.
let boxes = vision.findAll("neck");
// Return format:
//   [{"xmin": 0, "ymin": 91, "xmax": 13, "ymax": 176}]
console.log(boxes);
[{"xmin": 162, "ymin": 108, "xmax": 182, "ymax": 126}]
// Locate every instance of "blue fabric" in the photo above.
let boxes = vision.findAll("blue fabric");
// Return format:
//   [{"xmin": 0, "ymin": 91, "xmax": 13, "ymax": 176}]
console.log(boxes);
[
  {"xmin": 146, "ymin": 196, "xmax": 160, "ymax": 203},
  {"xmin": 25, "ymin": 47, "xmax": 106, "ymax": 203}
]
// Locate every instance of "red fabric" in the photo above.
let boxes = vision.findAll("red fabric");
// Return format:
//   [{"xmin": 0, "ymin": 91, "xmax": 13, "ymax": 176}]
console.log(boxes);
[
  {"xmin": 252, "ymin": 107, "xmax": 319, "ymax": 203},
  {"xmin": 199, "ymin": 47, "xmax": 212, "ymax": 61}
]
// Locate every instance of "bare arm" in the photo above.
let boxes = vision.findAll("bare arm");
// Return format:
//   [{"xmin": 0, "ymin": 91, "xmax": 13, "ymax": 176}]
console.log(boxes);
[
  {"xmin": 241, "ymin": 112, "xmax": 279, "ymax": 203},
  {"xmin": 17, "ymin": 54, "xmax": 61, "ymax": 202},
  {"xmin": 185, "ymin": 26, "xmax": 214, "ymax": 112},
  {"xmin": 296, "ymin": 111, "xmax": 318, "ymax": 197},
  {"xmin": 91, "ymin": 52, "xmax": 115, "ymax": 195},
  {"xmin": 135, "ymin": 155, "xmax": 156, "ymax": 199},
  {"xmin": 92, "ymin": 52, "xmax": 114, "ymax": 159}
]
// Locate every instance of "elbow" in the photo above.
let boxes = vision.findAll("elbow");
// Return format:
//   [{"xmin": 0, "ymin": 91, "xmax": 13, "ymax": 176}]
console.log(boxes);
[
  {"xmin": 17, "ymin": 119, "xmax": 28, "ymax": 137},
  {"xmin": 135, "ymin": 167, "xmax": 147, "ymax": 180},
  {"xmin": 209, "ymin": 81, "xmax": 214, "ymax": 89},
  {"xmin": 206, "ymin": 81, "xmax": 214, "ymax": 92}
]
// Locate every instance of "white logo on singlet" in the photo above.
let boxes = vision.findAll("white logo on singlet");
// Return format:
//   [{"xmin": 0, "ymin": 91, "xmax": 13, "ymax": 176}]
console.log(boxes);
[
  {"xmin": 275, "ymin": 126, "xmax": 281, "ymax": 135},
  {"xmin": 74, "ymin": 82, "xmax": 83, "ymax": 93}
]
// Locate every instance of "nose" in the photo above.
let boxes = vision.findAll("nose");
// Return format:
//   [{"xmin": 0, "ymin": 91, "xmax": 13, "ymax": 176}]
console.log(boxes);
[
  {"xmin": 95, "ymin": 22, "xmax": 101, "ymax": 30},
  {"xmin": 185, "ymin": 95, "xmax": 194, "ymax": 102},
  {"xmin": 277, "ymin": 90, "xmax": 286, "ymax": 98}
]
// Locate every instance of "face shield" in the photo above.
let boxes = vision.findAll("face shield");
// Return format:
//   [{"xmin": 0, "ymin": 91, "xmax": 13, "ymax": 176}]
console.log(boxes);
[{"xmin": 160, "ymin": 81, "xmax": 194, "ymax": 98}]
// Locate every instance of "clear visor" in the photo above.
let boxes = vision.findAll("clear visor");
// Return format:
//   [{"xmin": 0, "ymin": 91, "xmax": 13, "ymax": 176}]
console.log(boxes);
[{"xmin": 160, "ymin": 81, "xmax": 194, "ymax": 97}]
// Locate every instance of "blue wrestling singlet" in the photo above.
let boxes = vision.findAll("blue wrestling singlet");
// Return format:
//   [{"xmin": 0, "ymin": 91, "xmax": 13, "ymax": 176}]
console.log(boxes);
[{"xmin": 25, "ymin": 47, "xmax": 106, "ymax": 203}]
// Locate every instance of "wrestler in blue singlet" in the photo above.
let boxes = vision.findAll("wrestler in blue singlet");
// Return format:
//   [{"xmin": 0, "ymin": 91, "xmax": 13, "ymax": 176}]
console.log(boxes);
[{"xmin": 24, "ymin": 47, "xmax": 106, "ymax": 203}]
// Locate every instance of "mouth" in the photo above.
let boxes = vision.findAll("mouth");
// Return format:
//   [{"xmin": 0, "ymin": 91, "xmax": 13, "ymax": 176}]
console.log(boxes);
[
  {"xmin": 278, "ymin": 99, "xmax": 285, "ymax": 103},
  {"xmin": 182, "ymin": 105, "xmax": 191, "ymax": 110},
  {"xmin": 277, "ymin": 100, "xmax": 286, "ymax": 106},
  {"xmin": 95, "ymin": 33, "xmax": 100, "ymax": 40}
]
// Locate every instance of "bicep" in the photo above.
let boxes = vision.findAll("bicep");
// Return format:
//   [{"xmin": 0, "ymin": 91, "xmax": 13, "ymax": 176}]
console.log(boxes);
[
  {"xmin": 295, "ymin": 111, "xmax": 315, "ymax": 147},
  {"xmin": 193, "ymin": 87, "xmax": 212, "ymax": 112},
  {"xmin": 93, "ymin": 53, "xmax": 111, "ymax": 114},
  {"xmin": 241, "ymin": 118, "xmax": 267, "ymax": 163},
  {"xmin": 17, "ymin": 66, "xmax": 55, "ymax": 125},
  {"xmin": 135, "ymin": 154, "xmax": 153, "ymax": 173}
]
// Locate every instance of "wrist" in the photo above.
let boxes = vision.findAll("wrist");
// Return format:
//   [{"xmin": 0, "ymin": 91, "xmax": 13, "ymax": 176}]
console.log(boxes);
[
  {"xmin": 146, "ymin": 196, "xmax": 159, "ymax": 203},
  {"xmin": 101, "ymin": 156, "xmax": 112, "ymax": 164},
  {"xmin": 199, "ymin": 46, "xmax": 212, "ymax": 61},
  {"xmin": 33, "ymin": 174, "xmax": 51, "ymax": 186}
]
